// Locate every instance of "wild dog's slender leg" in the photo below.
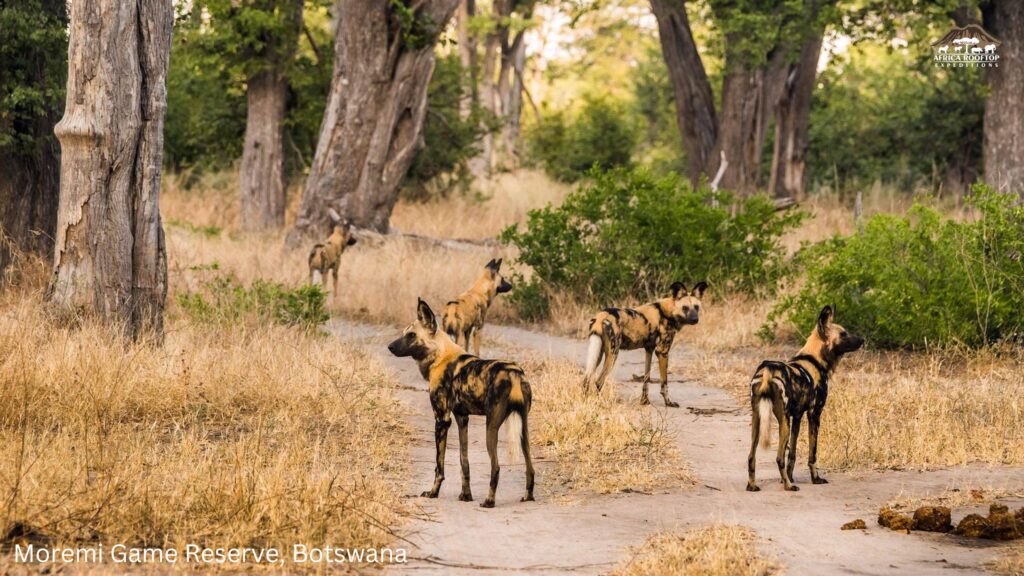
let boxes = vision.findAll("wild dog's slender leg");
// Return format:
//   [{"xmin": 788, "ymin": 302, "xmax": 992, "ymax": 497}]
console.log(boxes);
[
  {"xmin": 520, "ymin": 411, "xmax": 535, "ymax": 502},
  {"xmin": 656, "ymin": 351, "xmax": 678, "ymax": 408},
  {"xmin": 773, "ymin": 400, "xmax": 797, "ymax": 491},
  {"xmin": 455, "ymin": 413, "xmax": 472, "ymax": 501},
  {"xmin": 481, "ymin": 412, "xmax": 502, "ymax": 508},
  {"xmin": 808, "ymin": 410, "xmax": 827, "ymax": 484},
  {"xmin": 639, "ymin": 348, "xmax": 654, "ymax": 400},
  {"xmin": 471, "ymin": 328, "xmax": 482, "ymax": 356},
  {"xmin": 462, "ymin": 328, "xmax": 472, "ymax": 352},
  {"xmin": 423, "ymin": 414, "xmax": 451, "ymax": 498},
  {"xmin": 747, "ymin": 393, "xmax": 761, "ymax": 492},
  {"xmin": 331, "ymin": 265, "xmax": 339, "ymax": 297},
  {"xmin": 786, "ymin": 411, "xmax": 803, "ymax": 487}
]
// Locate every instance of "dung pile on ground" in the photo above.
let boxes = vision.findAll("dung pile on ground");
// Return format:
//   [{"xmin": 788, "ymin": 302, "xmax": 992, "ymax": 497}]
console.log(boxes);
[
  {"xmin": 878, "ymin": 508, "xmax": 912, "ymax": 532},
  {"xmin": 841, "ymin": 519, "xmax": 867, "ymax": 530},
  {"xmin": 953, "ymin": 504, "xmax": 1024, "ymax": 541},
  {"xmin": 877, "ymin": 504, "xmax": 1023, "ymax": 540},
  {"xmin": 911, "ymin": 506, "xmax": 952, "ymax": 533}
]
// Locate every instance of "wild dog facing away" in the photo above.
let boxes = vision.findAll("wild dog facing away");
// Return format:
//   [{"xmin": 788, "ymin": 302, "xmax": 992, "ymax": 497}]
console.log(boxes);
[
  {"xmin": 388, "ymin": 298, "xmax": 535, "ymax": 508},
  {"xmin": 442, "ymin": 258, "xmax": 513, "ymax": 356},
  {"xmin": 583, "ymin": 282, "xmax": 708, "ymax": 407},
  {"xmin": 308, "ymin": 210, "xmax": 357, "ymax": 294},
  {"xmin": 747, "ymin": 305, "xmax": 864, "ymax": 492}
]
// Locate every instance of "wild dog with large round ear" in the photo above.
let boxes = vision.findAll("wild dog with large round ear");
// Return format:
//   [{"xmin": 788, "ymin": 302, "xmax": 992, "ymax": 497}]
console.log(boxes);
[
  {"xmin": 307, "ymin": 209, "xmax": 357, "ymax": 294},
  {"xmin": 746, "ymin": 305, "xmax": 864, "ymax": 492},
  {"xmin": 388, "ymin": 298, "xmax": 535, "ymax": 508},
  {"xmin": 582, "ymin": 281, "xmax": 708, "ymax": 407},
  {"xmin": 441, "ymin": 258, "xmax": 514, "ymax": 356}
]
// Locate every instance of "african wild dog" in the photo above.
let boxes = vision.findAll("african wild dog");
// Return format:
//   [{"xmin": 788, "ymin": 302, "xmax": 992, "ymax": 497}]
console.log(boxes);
[
  {"xmin": 583, "ymin": 281, "xmax": 708, "ymax": 406},
  {"xmin": 746, "ymin": 305, "xmax": 864, "ymax": 492},
  {"xmin": 308, "ymin": 210, "xmax": 357, "ymax": 294},
  {"xmin": 388, "ymin": 298, "xmax": 534, "ymax": 508},
  {"xmin": 442, "ymin": 258, "xmax": 513, "ymax": 356}
]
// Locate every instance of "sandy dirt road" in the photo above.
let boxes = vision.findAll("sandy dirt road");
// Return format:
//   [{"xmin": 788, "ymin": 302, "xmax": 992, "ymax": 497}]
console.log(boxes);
[{"xmin": 329, "ymin": 320, "xmax": 1023, "ymax": 575}]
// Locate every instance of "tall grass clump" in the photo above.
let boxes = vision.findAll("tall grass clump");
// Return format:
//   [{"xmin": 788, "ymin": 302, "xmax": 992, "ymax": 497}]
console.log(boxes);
[
  {"xmin": 610, "ymin": 525, "xmax": 780, "ymax": 576},
  {"xmin": 0, "ymin": 293, "xmax": 411, "ymax": 557},
  {"xmin": 501, "ymin": 167, "xmax": 805, "ymax": 320},
  {"xmin": 765, "ymin": 185, "xmax": 1024, "ymax": 348}
]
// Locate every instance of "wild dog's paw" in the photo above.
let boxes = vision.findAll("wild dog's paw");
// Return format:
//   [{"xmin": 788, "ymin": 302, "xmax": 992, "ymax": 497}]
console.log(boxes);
[
  {"xmin": 639, "ymin": 395, "xmax": 651, "ymax": 405},
  {"xmin": 746, "ymin": 484, "xmax": 761, "ymax": 492},
  {"xmin": 480, "ymin": 499, "xmax": 495, "ymax": 508},
  {"xmin": 458, "ymin": 492, "xmax": 474, "ymax": 502},
  {"xmin": 812, "ymin": 477, "xmax": 829, "ymax": 485},
  {"xmin": 785, "ymin": 485, "xmax": 800, "ymax": 492},
  {"xmin": 663, "ymin": 399, "xmax": 680, "ymax": 408},
  {"xmin": 421, "ymin": 490, "xmax": 439, "ymax": 498},
  {"xmin": 521, "ymin": 494, "xmax": 535, "ymax": 502}
]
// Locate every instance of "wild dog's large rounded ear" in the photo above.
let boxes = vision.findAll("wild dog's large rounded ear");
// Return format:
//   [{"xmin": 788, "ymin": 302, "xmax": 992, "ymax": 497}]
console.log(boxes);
[
  {"xmin": 692, "ymin": 281, "xmax": 709, "ymax": 298},
  {"xmin": 817, "ymin": 305, "xmax": 834, "ymax": 338},
  {"xmin": 485, "ymin": 258, "xmax": 501, "ymax": 272},
  {"xmin": 670, "ymin": 282, "xmax": 686, "ymax": 299},
  {"xmin": 417, "ymin": 298, "xmax": 437, "ymax": 333}
]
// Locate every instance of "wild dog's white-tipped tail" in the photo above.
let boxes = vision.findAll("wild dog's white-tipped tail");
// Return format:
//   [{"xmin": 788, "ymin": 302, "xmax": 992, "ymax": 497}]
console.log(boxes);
[
  {"xmin": 311, "ymin": 270, "xmax": 323, "ymax": 286},
  {"xmin": 505, "ymin": 411, "xmax": 523, "ymax": 462},
  {"xmin": 584, "ymin": 334, "xmax": 602, "ymax": 378},
  {"xmin": 758, "ymin": 398, "xmax": 773, "ymax": 449}
]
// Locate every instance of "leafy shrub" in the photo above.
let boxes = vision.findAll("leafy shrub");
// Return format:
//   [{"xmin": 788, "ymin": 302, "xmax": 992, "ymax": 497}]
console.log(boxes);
[
  {"xmin": 500, "ymin": 168, "xmax": 805, "ymax": 320},
  {"xmin": 525, "ymin": 96, "xmax": 637, "ymax": 183},
  {"xmin": 177, "ymin": 273, "xmax": 328, "ymax": 330},
  {"xmin": 763, "ymin": 185, "xmax": 1024, "ymax": 348}
]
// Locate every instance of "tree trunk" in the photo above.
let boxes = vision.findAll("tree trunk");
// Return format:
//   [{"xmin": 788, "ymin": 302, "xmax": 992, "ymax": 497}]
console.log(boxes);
[
  {"xmin": 650, "ymin": 0, "xmax": 718, "ymax": 189},
  {"xmin": 287, "ymin": 0, "xmax": 459, "ymax": 242},
  {"xmin": 768, "ymin": 28, "xmax": 824, "ymax": 199},
  {"xmin": 240, "ymin": 69, "xmax": 289, "ymax": 231},
  {"xmin": 239, "ymin": 0, "xmax": 302, "ymax": 232},
  {"xmin": 983, "ymin": 0, "xmax": 1024, "ymax": 196},
  {"xmin": 496, "ymin": 26, "xmax": 527, "ymax": 168},
  {"xmin": 456, "ymin": 0, "xmax": 477, "ymax": 121},
  {"xmin": 0, "ymin": 0, "xmax": 65, "ymax": 283},
  {"xmin": 50, "ymin": 0, "xmax": 173, "ymax": 339},
  {"xmin": 469, "ymin": 3, "xmax": 503, "ymax": 178},
  {"xmin": 713, "ymin": 57, "xmax": 770, "ymax": 195}
]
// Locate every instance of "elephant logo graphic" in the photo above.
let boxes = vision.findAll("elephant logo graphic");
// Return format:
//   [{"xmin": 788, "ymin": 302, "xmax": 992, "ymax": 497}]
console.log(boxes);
[{"xmin": 932, "ymin": 24, "xmax": 1000, "ymax": 68}]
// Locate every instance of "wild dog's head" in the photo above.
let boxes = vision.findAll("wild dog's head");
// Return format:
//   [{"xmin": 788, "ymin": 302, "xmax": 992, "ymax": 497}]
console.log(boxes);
[
  {"xmin": 484, "ymin": 258, "xmax": 513, "ymax": 294},
  {"xmin": 327, "ymin": 209, "xmax": 357, "ymax": 247},
  {"xmin": 667, "ymin": 281, "xmax": 708, "ymax": 326},
  {"xmin": 388, "ymin": 299, "xmax": 448, "ymax": 361},
  {"xmin": 805, "ymin": 305, "xmax": 864, "ymax": 366}
]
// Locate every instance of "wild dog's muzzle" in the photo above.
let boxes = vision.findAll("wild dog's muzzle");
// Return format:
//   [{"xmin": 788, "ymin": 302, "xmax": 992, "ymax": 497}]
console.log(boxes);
[
  {"xmin": 388, "ymin": 335, "xmax": 411, "ymax": 357},
  {"xmin": 497, "ymin": 279, "xmax": 513, "ymax": 294}
]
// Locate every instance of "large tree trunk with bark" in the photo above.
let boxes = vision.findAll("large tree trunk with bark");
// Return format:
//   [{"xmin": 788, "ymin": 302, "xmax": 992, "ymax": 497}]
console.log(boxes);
[
  {"xmin": 713, "ymin": 57, "xmax": 771, "ymax": 194},
  {"xmin": 239, "ymin": 0, "xmax": 302, "ymax": 232},
  {"xmin": 457, "ymin": 0, "xmax": 478, "ymax": 120},
  {"xmin": 650, "ymin": 0, "xmax": 718, "ymax": 189},
  {"xmin": 768, "ymin": 27, "xmax": 824, "ymax": 199},
  {"xmin": 50, "ymin": 0, "xmax": 172, "ymax": 339},
  {"xmin": 496, "ymin": 26, "xmax": 528, "ymax": 167},
  {"xmin": 240, "ymin": 69, "xmax": 289, "ymax": 231},
  {"xmin": 288, "ymin": 0, "xmax": 459, "ymax": 242},
  {"xmin": 983, "ymin": 0, "xmax": 1024, "ymax": 196}
]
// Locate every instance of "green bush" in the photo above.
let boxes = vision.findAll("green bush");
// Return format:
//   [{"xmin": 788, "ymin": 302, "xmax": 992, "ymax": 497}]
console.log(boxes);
[
  {"xmin": 500, "ymin": 167, "xmax": 805, "ymax": 320},
  {"xmin": 763, "ymin": 185, "xmax": 1024, "ymax": 349},
  {"xmin": 525, "ymin": 96, "xmax": 637, "ymax": 183},
  {"xmin": 177, "ymin": 273, "xmax": 328, "ymax": 330}
]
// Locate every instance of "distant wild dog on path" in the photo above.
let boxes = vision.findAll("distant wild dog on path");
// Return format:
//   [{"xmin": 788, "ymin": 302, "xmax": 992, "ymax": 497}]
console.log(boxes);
[
  {"xmin": 388, "ymin": 299, "xmax": 535, "ymax": 508},
  {"xmin": 308, "ymin": 210, "xmax": 357, "ymax": 294},
  {"xmin": 442, "ymin": 258, "xmax": 513, "ymax": 355},
  {"xmin": 747, "ymin": 305, "xmax": 864, "ymax": 492},
  {"xmin": 583, "ymin": 281, "xmax": 708, "ymax": 406}
]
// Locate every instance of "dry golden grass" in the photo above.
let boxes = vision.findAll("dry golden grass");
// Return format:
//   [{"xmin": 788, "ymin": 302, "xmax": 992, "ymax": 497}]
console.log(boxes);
[
  {"xmin": 522, "ymin": 358, "xmax": 690, "ymax": 496},
  {"xmin": 610, "ymin": 525, "xmax": 781, "ymax": 576},
  {"xmin": 0, "ymin": 283, "xmax": 411, "ymax": 566},
  {"xmin": 989, "ymin": 544, "xmax": 1024, "ymax": 576},
  {"xmin": 887, "ymin": 487, "xmax": 1024, "ymax": 512}
]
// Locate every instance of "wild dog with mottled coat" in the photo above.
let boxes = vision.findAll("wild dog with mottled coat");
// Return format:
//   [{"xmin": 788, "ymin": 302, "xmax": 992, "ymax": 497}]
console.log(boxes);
[
  {"xmin": 746, "ymin": 305, "xmax": 864, "ymax": 492},
  {"xmin": 442, "ymin": 258, "xmax": 513, "ymax": 356},
  {"xmin": 583, "ymin": 281, "xmax": 707, "ymax": 406},
  {"xmin": 388, "ymin": 298, "xmax": 534, "ymax": 508},
  {"xmin": 308, "ymin": 212, "xmax": 356, "ymax": 293}
]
